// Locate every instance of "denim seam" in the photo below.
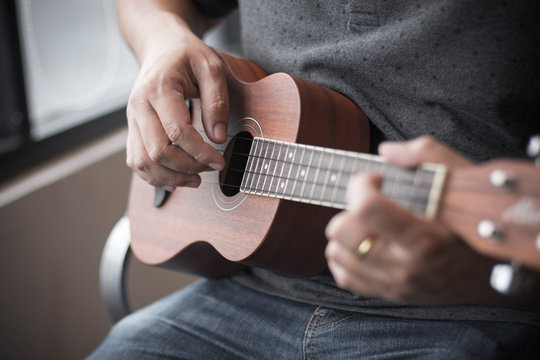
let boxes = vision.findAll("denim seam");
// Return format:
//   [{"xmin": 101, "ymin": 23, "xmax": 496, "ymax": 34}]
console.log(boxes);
[
  {"xmin": 308, "ymin": 313, "xmax": 356, "ymax": 331},
  {"xmin": 303, "ymin": 306, "xmax": 324, "ymax": 360}
]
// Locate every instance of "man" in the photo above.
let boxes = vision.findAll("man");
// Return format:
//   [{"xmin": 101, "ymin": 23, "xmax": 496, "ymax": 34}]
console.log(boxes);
[{"xmin": 90, "ymin": 0, "xmax": 540, "ymax": 358}]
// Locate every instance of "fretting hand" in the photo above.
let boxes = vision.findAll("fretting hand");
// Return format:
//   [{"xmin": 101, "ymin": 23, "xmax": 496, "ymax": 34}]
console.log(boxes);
[{"xmin": 325, "ymin": 137, "xmax": 540, "ymax": 304}]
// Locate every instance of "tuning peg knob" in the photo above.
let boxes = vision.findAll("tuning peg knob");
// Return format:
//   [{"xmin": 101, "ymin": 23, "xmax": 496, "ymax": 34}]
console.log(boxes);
[
  {"xmin": 490, "ymin": 263, "xmax": 535, "ymax": 295},
  {"xmin": 478, "ymin": 220, "xmax": 504, "ymax": 242},
  {"xmin": 490, "ymin": 169, "xmax": 514, "ymax": 189},
  {"xmin": 527, "ymin": 135, "xmax": 540, "ymax": 166}
]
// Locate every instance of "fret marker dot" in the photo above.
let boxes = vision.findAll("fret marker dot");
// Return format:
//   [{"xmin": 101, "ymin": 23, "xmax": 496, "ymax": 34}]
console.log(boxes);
[
  {"xmin": 300, "ymin": 169, "xmax": 306, "ymax": 177},
  {"xmin": 280, "ymin": 182, "xmax": 285, "ymax": 188},
  {"xmin": 288, "ymin": 152, "xmax": 293, "ymax": 159},
  {"xmin": 264, "ymin": 164, "xmax": 269, "ymax": 170},
  {"xmin": 330, "ymin": 174, "xmax": 336, "ymax": 182}
]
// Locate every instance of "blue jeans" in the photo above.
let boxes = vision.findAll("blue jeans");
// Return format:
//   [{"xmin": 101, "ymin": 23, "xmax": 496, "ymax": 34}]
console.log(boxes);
[{"xmin": 88, "ymin": 279, "xmax": 539, "ymax": 359}]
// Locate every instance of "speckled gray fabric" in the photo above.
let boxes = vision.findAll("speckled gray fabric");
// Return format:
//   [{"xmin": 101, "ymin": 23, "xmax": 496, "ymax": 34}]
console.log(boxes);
[
  {"xmin": 191, "ymin": 0, "xmax": 540, "ymax": 325},
  {"xmin": 237, "ymin": 0, "xmax": 540, "ymax": 162}
]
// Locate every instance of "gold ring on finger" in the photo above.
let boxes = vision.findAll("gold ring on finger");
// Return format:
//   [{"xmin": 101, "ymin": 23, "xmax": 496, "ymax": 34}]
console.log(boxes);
[{"xmin": 356, "ymin": 236, "xmax": 376, "ymax": 259}]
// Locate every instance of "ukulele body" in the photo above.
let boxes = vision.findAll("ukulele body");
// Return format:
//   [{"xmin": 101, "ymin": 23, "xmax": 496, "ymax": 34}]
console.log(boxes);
[{"xmin": 128, "ymin": 51, "xmax": 370, "ymax": 278}]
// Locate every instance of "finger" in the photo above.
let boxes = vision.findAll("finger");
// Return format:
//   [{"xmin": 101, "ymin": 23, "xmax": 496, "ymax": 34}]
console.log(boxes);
[
  {"xmin": 147, "ymin": 75, "xmax": 225, "ymax": 171},
  {"xmin": 131, "ymin": 97, "xmax": 210, "ymax": 175},
  {"xmin": 345, "ymin": 173, "xmax": 381, "ymax": 211},
  {"xmin": 191, "ymin": 53, "xmax": 230, "ymax": 145},
  {"xmin": 327, "ymin": 257, "xmax": 385, "ymax": 296},
  {"xmin": 326, "ymin": 239, "xmax": 377, "ymax": 274},
  {"xmin": 327, "ymin": 259, "xmax": 369, "ymax": 293},
  {"xmin": 127, "ymin": 118, "xmax": 201, "ymax": 188},
  {"xmin": 326, "ymin": 240, "xmax": 417, "ymax": 300},
  {"xmin": 378, "ymin": 136, "xmax": 472, "ymax": 168},
  {"xmin": 346, "ymin": 174, "xmax": 424, "ymax": 241},
  {"xmin": 325, "ymin": 211, "xmax": 371, "ymax": 251}
]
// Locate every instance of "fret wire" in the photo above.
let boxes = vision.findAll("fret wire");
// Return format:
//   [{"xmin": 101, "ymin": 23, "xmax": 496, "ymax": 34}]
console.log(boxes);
[
  {"xmin": 405, "ymin": 165, "xmax": 421, "ymax": 211},
  {"xmin": 299, "ymin": 148, "xmax": 316, "ymax": 200},
  {"xmin": 253, "ymin": 139, "xmax": 267, "ymax": 194},
  {"xmin": 242, "ymin": 175, "xmax": 433, "ymax": 207},
  {"xmin": 336, "ymin": 155, "xmax": 356, "ymax": 205},
  {"xmin": 282, "ymin": 143, "xmax": 297, "ymax": 200},
  {"xmin": 246, "ymin": 138, "xmax": 260, "ymax": 192},
  {"xmin": 417, "ymin": 168, "xmax": 435, "ymax": 215},
  {"xmin": 290, "ymin": 144, "xmax": 306, "ymax": 201},
  {"xmin": 392, "ymin": 170, "xmax": 416, "ymax": 210},
  {"xmin": 239, "ymin": 138, "xmax": 440, "ymax": 214},
  {"xmin": 243, "ymin": 140, "xmax": 252, "ymax": 191},
  {"xmin": 229, "ymin": 138, "xmax": 389, "ymax": 172},
  {"xmin": 241, "ymin": 154, "xmax": 435, "ymax": 197},
  {"xmin": 242, "ymin": 170, "xmax": 432, "ymax": 199},
  {"xmin": 267, "ymin": 140, "xmax": 283, "ymax": 196},
  {"xmin": 379, "ymin": 163, "xmax": 392, "ymax": 197},
  {"xmin": 235, "ymin": 170, "xmax": 430, "ymax": 196},
  {"xmin": 236, "ymin": 167, "xmax": 436, "ymax": 213},
  {"xmin": 269, "ymin": 140, "xmax": 281, "ymax": 195},
  {"xmin": 318, "ymin": 151, "xmax": 335, "ymax": 204},
  {"xmin": 330, "ymin": 153, "xmax": 346, "ymax": 206},
  {"xmin": 242, "ymin": 139, "xmax": 259, "ymax": 191},
  {"xmin": 242, "ymin": 159, "xmax": 421, "ymax": 194},
  {"xmin": 308, "ymin": 149, "xmax": 325, "ymax": 202},
  {"xmin": 391, "ymin": 165, "xmax": 402, "ymax": 198},
  {"xmin": 350, "ymin": 155, "xmax": 361, "ymax": 176},
  {"xmin": 365, "ymin": 157, "xmax": 372, "ymax": 173},
  {"xmin": 245, "ymin": 174, "xmax": 434, "ymax": 213},
  {"xmin": 242, "ymin": 138, "xmax": 382, "ymax": 179},
  {"xmin": 276, "ymin": 142, "xmax": 289, "ymax": 196},
  {"xmin": 373, "ymin": 160, "xmax": 384, "ymax": 174},
  {"xmin": 259, "ymin": 140, "xmax": 275, "ymax": 195}
]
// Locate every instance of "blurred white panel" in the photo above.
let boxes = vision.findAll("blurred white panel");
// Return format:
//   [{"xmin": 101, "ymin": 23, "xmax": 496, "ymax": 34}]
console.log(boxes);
[{"xmin": 16, "ymin": 0, "xmax": 138, "ymax": 140}]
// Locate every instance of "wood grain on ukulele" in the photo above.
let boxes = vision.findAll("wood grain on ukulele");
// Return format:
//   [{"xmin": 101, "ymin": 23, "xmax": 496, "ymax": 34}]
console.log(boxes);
[{"xmin": 128, "ymin": 50, "xmax": 540, "ymax": 278}]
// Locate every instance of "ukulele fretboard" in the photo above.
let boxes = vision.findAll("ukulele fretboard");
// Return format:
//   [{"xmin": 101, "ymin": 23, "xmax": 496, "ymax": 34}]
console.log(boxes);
[{"xmin": 240, "ymin": 137, "xmax": 447, "ymax": 218}]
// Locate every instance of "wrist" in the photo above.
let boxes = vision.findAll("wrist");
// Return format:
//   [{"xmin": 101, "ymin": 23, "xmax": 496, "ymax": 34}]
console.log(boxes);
[{"xmin": 133, "ymin": 11, "xmax": 193, "ymax": 63}]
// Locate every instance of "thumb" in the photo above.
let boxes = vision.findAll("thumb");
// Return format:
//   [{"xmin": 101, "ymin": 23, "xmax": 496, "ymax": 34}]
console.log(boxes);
[{"xmin": 192, "ymin": 53, "xmax": 230, "ymax": 144}]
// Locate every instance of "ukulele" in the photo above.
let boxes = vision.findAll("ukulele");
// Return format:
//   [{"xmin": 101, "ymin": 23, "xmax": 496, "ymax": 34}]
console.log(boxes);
[{"xmin": 128, "ymin": 51, "xmax": 540, "ymax": 278}]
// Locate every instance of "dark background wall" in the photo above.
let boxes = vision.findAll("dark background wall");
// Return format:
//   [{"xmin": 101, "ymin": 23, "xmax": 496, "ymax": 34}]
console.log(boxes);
[{"xmin": 0, "ymin": 127, "xmax": 197, "ymax": 359}]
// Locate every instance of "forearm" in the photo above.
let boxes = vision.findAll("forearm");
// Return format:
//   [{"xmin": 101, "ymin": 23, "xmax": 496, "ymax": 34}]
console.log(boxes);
[{"xmin": 117, "ymin": 0, "xmax": 217, "ymax": 63}]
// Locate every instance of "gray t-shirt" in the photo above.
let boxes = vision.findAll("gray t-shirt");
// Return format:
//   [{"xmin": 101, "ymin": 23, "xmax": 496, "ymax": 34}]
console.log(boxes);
[{"xmin": 192, "ymin": 0, "xmax": 540, "ymax": 326}]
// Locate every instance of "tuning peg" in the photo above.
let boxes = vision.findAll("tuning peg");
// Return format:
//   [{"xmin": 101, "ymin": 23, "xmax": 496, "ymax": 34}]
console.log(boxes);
[
  {"xmin": 490, "ymin": 169, "xmax": 515, "ymax": 190},
  {"xmin": 477, "ymin": 220, "xmax": 504, "ymax": 242},
  {"xmin": 490, "ymin": 262, "xmax": 535, "ymax": 295},
  {"xmin": 527, "ymin": 135, "xmax": 540, "ymax": 166}
]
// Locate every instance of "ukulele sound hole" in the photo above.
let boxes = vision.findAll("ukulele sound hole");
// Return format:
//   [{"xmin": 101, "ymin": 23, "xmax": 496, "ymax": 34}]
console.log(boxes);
[{"xmin": 220, "ymin": 131, "xmax": 253, "ymax": 197}]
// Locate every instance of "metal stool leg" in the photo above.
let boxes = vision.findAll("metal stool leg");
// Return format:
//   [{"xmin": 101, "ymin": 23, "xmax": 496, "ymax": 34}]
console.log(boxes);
[{"xmin": 99, "ymin": 216, "xmax": 132, "ymax": 322}]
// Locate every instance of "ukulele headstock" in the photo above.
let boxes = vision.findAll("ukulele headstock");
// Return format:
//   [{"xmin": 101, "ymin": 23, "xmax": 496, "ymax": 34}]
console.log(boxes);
[{"xmin": 439, "ymin": 158, "xmax": 540, "ymax": 272}]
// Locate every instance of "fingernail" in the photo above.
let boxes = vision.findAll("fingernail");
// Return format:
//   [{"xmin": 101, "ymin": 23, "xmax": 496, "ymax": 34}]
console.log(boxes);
[
  {"xmin": 186, "ymin": 182, "xmax": 200, "ymax": 188},
  {"xmin": 213, "ymin": 123, "xmax": 227, "ymax": 142},
  {"xmin": 162, "ymin": 186, "xmax": 175, "ymax": 192},
  {"xmin": 208, "ymin": 162, "xmax": 223, "ymax": 171}
]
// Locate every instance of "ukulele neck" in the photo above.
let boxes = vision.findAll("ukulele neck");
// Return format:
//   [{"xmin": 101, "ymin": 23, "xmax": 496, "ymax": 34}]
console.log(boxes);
[{"xmin": 240, "ymin": 137, "xmax": 447, "ymax": 218}]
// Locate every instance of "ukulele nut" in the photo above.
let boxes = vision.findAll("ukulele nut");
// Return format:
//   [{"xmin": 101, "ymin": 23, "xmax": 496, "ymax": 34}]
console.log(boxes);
[
  {"xmin": 477, "ymin": 220, "xmax": 504, "ymax": 242},
  {"xmin": 490, "ymin": 169, "xmax": 514, "ymax": 190}
]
